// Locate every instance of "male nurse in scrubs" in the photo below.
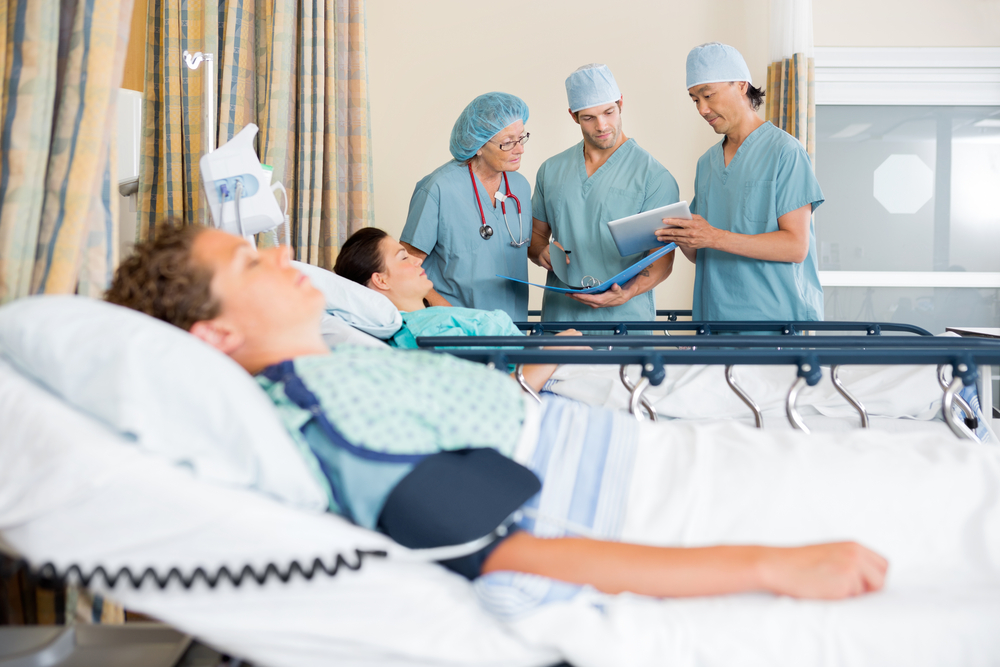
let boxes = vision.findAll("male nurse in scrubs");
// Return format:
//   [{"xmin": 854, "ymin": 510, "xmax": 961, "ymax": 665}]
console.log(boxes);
[
  {"xmin": 656, "ymin": 43, "xmax": 825, "ymax": 321},
  {"xmin": 529, "ymin": 64, "xmax": 680, "ymax": 323}
]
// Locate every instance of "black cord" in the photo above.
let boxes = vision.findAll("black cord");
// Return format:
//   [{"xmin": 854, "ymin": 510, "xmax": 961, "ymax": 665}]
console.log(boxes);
[{"xmin": 0, "ymin": 549, "xmax": 387, "ymax": 591}]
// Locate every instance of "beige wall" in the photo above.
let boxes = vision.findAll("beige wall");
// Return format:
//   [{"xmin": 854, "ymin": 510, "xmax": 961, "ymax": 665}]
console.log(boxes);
[{"xmin": 367, "ymin": 0, "xmax": 999, "ymax": 312}]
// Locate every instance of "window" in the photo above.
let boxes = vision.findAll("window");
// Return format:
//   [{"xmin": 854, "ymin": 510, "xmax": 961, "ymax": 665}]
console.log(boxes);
[{"xmin": 814, "ymin": 48, "xmax": 1000, "ymax": 334}]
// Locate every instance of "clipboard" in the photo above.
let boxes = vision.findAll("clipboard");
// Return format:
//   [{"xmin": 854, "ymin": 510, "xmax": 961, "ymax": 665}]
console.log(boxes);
[{"xmin": 498, "ymin": 243, "xmax": 676, "ymax": 294}]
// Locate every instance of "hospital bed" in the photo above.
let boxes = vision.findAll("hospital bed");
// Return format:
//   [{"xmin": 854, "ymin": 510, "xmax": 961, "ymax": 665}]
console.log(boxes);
[
  {"xmin": 416, "ymin": 331, "xmax": 997, "ymax": 443},
  {"xmin": 3, "ymin": 294, "xmax": 1000, "ymax": 666}
]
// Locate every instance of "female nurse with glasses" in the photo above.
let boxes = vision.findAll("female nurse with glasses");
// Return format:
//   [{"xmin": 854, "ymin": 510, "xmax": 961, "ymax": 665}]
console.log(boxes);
[{"xmin": 400, "ymin": 92, "xmax": 532, "ymax": 320}]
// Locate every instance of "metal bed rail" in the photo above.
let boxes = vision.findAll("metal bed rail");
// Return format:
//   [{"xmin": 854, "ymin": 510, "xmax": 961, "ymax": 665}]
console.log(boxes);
[
  {"xmin": 415, "ymin": 335, "xmax": 1000, "ymax": 441},
  {"xmin": 513, "ymin": 320, "xmax": 934, "ymax": 337},
  {"xmin": 526, "ymin": 309, "xmax": 693, "ymax": 322}
]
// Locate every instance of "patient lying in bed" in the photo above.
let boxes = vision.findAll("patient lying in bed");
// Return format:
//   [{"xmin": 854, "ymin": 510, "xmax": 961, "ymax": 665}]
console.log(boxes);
[
  {"xmin": 332, "ymin": 226, "xmax": 582, "ymax": 392},
  {"xmin": 103, "ymin": 224, "xmax": 1000, "ymax": 605}
]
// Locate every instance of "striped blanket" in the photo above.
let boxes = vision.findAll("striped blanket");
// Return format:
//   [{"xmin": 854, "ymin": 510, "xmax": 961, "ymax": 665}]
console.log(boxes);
[{"xmin": 475, "ymin": 396, "xmax": 638, "ymax": 618}]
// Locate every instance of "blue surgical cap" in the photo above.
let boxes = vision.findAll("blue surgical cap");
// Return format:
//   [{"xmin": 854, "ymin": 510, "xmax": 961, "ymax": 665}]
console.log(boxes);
[
  {"xmin": 686, "ymin": 43, "xmax": 753, "ymax": 89},
  {"xmin": 449, "ymin": 92, "xmax": 530, "ymax": 162},
  {"xmin": 565, "ymin": 64, "xmax": 622, "ymax": 113}
]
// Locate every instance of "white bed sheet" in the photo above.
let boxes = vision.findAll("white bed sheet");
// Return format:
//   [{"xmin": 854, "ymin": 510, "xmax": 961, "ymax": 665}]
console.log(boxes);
[{"xmin": 510, "ymin": 417, "xmax": 1000, "ymax": 666}]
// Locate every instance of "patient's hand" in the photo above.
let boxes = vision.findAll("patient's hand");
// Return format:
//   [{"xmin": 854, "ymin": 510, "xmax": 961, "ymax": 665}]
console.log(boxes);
[{"xmin": 758, "ymin": 542, "xmax": 888, "ymax": 599}]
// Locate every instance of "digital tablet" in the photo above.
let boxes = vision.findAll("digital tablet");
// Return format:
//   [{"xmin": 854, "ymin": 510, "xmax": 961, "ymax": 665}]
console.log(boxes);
[{"xmin": 607, "ymin": 200, "xmax": 691, "ymax": 257}]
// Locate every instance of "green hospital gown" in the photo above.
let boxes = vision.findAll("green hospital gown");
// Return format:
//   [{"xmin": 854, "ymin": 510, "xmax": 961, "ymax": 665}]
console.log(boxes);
[
  {"xmin": 390, "ymin": 307, "xmax": 524, "ymax": 349},
  {"xmin": 532, "ymin": 139, "xmax": 679, "ymax": 323}
]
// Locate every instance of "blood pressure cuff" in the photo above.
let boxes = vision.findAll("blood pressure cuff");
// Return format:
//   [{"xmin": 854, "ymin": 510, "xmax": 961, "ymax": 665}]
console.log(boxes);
[{"xmin": 377, "ymin": 448, "xmax": 541, "ymax": 580}]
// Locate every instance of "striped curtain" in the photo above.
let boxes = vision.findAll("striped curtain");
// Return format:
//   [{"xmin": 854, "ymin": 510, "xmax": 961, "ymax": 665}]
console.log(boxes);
[
  {"xmin": 0, "ymin": 0, "xmax": 135, "ymax": 303},
  {"xmin": 138, "ymin": 0, "xmax": 374, "ymax": 269},
  {"xmin": 765, "ymin": 0, "xmax": 815, "ymax": 162}
]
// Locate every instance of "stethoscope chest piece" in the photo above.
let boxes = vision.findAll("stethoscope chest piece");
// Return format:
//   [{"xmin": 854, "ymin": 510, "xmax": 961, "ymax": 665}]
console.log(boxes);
[{"xmin": 479, "ymin": 224, "xmax": 494, "ymax": 240}]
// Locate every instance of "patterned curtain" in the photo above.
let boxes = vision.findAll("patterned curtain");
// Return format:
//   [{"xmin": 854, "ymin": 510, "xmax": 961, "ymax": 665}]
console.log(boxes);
[
  {"xmin": 138, "ymin": 0, "xmax": 374, "ymax": 269},
  {"xmin": 766, "ymin": 0, "xmax": 816, "ymax": 162},
  {"xmin": 0, "ymin": 0, "xmax": 135, "ymax": 303}
]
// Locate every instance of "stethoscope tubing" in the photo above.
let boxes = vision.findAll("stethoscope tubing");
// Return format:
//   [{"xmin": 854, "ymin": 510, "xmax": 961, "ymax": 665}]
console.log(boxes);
[{"xmin": 468, "ymin": 163, "xmax": 526, "ymax": 247}]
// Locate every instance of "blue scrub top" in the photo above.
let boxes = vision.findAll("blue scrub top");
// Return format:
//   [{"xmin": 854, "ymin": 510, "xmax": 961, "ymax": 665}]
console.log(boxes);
[
  {"xmin": 691, "ymin": 122, "xmax": 825, "ymax": 321},
  {"xmin": 401, "ymin": 160, "xmax": 530, "ymax": 321},
  {"xmin": 532, "ymin": 139, "xmax": 679, "ymax": 323}
]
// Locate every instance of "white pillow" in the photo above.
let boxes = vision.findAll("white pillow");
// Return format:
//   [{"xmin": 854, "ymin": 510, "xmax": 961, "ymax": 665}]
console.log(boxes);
[
  {"xmin": 0, "ymin": 359, "xmax": 559, "ymax": 667},
  {"xmin": 293, "ymin": 261, "xmax": 401, "ymax": 339},
  {"xmin": 319, "ymin": 313, "xmax": 389, "ymax": 348},
  {"xmin": 0, "ymin": 295, "xmax": 327, "ymax": 511}
]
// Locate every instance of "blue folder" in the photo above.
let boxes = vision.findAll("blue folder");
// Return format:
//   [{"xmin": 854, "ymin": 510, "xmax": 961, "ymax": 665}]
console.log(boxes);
[{"xmin": 498, "ymin": 243, "xmax": 676, "ymax": 294}]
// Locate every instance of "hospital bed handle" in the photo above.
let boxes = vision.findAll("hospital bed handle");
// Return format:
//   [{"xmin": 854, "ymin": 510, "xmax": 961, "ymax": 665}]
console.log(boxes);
[
  {"xmin": 786, "ymin": 358, "xmax": 822, "ymax": 434},
  {"xmin": 939, "ymin": 362, "xmax": 979, "ymax": 441},
  {"xmin": 629, "ymin": 376, "xmax": 653, "ymax": 423},
  {"xmin": 936, "ymin": 364, "xmax": 978, "ymax": 431},
  {"xmin": 725, "ymin": 365, "xmax": 763, "ymax": 428},
  {"xmin": 620, "ymin": 365, "xmax": 657, "ymax": 421},
  {"xmin": 830, "ymin": 365, "xmax": 870, "ymax": 428}
]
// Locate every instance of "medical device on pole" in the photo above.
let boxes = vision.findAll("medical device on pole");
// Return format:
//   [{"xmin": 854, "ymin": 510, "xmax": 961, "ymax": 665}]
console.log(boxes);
[{"xmin": 183, "ymin": 50, "xmax": 289, "ymax": 246}]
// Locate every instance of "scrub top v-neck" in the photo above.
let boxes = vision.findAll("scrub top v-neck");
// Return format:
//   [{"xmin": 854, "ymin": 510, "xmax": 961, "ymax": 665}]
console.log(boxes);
[
  {"xmin": 401, "ymin": 160, "xmax": 530, "ymax": 320},
  {"xmin": 532, "ymin": 139, "xmax": 679, "ymax": 323}
]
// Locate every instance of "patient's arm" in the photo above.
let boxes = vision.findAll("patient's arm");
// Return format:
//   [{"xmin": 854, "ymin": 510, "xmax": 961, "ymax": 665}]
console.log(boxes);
[
  {"xmin": 482, "ymin": 532, "xmax": 887, "ymax": 600},
  {"xmin": 400, "ymin": 242, "xmax": 451, "ymax": 307},
  {"xmin": 517, "ymin": 329, "xmax": 588, "ymax": 392}
]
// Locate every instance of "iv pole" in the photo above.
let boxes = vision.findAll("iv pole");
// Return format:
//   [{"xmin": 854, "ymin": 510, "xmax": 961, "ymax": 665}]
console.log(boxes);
[{"xmin": 182, "ymin": 50, "xmax": 215, "ymax": 227}]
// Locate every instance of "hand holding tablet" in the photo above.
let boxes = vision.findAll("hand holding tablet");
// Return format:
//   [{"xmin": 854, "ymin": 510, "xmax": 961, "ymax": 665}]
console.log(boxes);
[{"xmin": 607, "ymin": 201, "xmax": 692, "ymax": 256}]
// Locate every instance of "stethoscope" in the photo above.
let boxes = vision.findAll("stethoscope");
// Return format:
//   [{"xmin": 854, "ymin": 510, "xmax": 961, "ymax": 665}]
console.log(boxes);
[{"xmin": 468, "ymin": 163, "xmax": 527, "ymax": 247}]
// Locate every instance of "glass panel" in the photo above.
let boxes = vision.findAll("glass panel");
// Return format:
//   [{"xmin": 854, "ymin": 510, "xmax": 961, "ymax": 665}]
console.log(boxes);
[
  {"xmin": 824, "ymin": 286, "xmax": 999, "ymax": 334},
  {"xmin": 815, "ymin": 105, "xmax": 1000, "ymax": 273}
]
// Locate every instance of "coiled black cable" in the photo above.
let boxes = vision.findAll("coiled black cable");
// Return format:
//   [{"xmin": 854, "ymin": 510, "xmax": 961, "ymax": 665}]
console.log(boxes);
[{"xmin": 0, "ymin": 549, "xmax": 388, "ymax": 591}]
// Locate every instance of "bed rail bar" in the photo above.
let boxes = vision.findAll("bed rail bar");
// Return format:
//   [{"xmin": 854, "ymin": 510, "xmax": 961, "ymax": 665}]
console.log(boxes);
[
  {"xmin": 423, "ymin": 343, "xmax": 998, "ymax": 439},
  {"xmin": 513, "ymin": 321, "xmax": 934, "ymax": 337},
  {"xmin": 526, "ymin": 309, "xmax": 693, "ymax": 322}
]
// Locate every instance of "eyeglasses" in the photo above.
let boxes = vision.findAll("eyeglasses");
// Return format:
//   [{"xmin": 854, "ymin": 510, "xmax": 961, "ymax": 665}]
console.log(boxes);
[{"xmin": 492, "ymin": 133, "xmax": 530, "ymax": 151}]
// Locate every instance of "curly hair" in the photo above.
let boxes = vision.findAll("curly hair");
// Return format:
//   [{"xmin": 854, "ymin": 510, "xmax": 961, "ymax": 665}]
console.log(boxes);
[
  {"xmin": 746, "ymin": 83, "xmax": 765, "ymax": 111},
  {"xmin": 104, "ymin": 221, "xmax": 220, "ymax": 331}
]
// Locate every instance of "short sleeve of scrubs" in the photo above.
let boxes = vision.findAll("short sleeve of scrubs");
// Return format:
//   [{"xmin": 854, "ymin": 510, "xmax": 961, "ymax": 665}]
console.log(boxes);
[
  {"xmin": 775, "ymin": 143, "xmax": 825, "ymax": 217},
  {"xmin": 400, "ymin": 184, "xmax": 440, "ymax": 255}
]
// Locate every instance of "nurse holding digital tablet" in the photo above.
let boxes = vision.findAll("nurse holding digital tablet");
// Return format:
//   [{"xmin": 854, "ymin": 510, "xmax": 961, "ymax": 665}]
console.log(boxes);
[{"xmin": 657, "ymin": 43, "xmax": 825, "ymax": 322}]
